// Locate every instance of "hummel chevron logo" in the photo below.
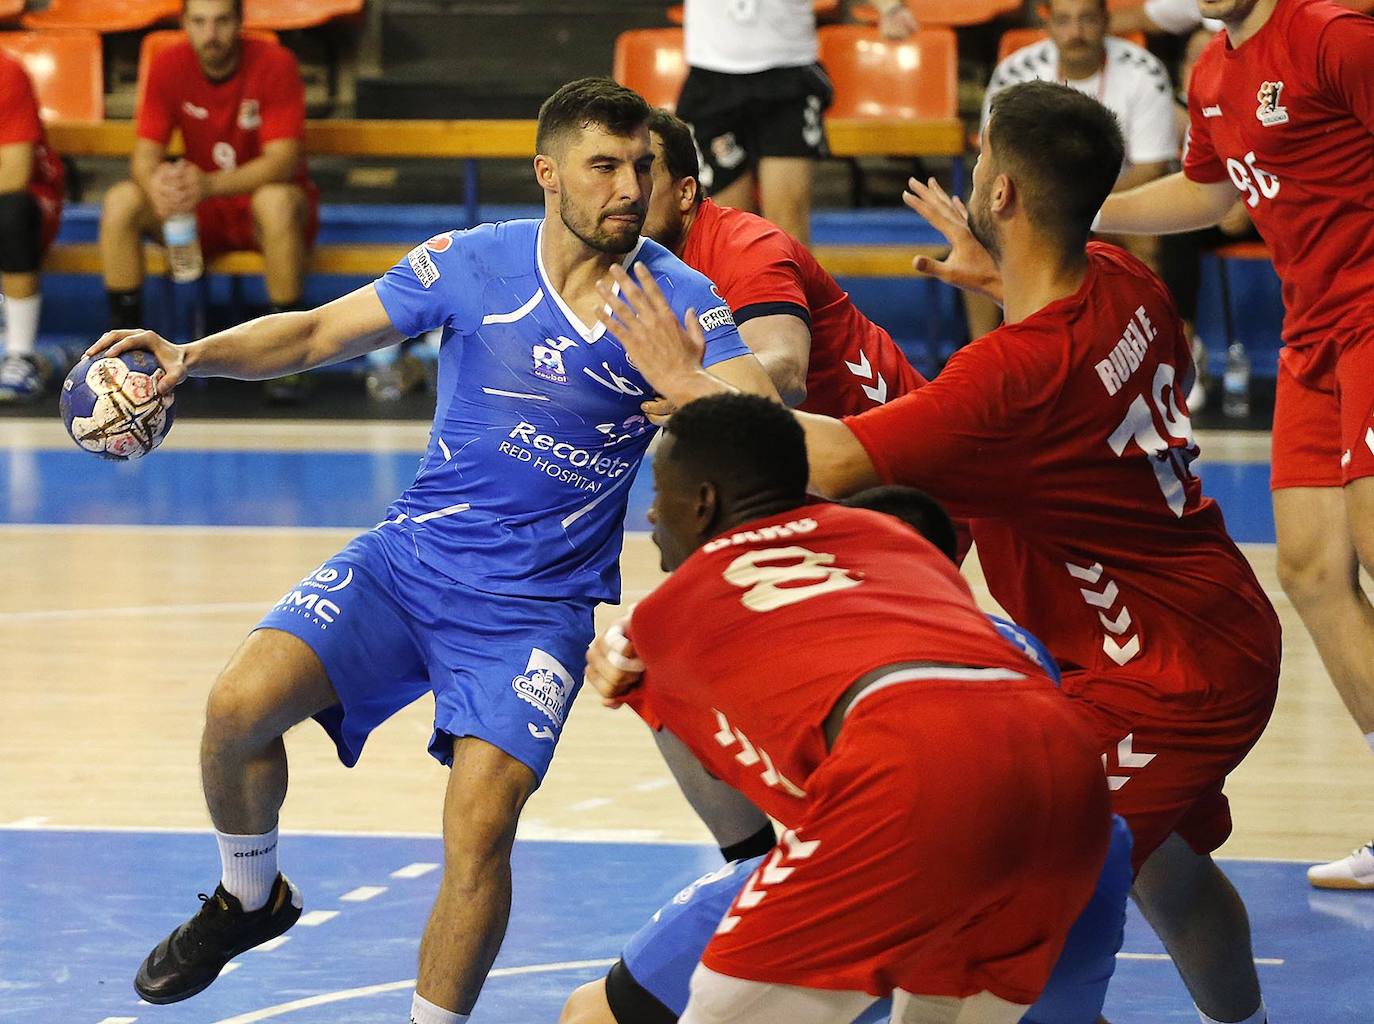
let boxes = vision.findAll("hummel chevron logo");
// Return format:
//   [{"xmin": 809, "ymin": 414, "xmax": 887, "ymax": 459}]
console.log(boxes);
[
  {"xmin": 1066, "ymin": 561, "xmax": 1141, "ymax": 666},
  {"xmin": 1079, "ymin": 581, "xmax": 1119, "ymax": 608},
  {"xmin": 1102, "ymin": 732, "xmax": 1156, "ymax": 790},
  {"xmin": 1064, "ymin": 561, "xmax": 1103, "ymax": 583},
  {"xmin": 1098, "ymin": 606, "xmax": 1132, "ymax": 635},
  {"xmin": 1103, "ymin": 635, "xmax": 1142, "ymax": 666},
  {"xmin": 712, "ymin": 710, "xmax": 806, "ymax": 798},
  {"xmin": 843, "ymin": 349, "xmax": 889, "ymax": 404},
  {"xmin": 717, "ymin": 829, "xmax": 820, "ymax": 934}
]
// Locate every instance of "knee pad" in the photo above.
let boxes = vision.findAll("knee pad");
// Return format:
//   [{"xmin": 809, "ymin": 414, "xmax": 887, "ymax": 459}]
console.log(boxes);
[{"xmin": 0, "ymin": 191, "xmax": 42, "ymax": 273}]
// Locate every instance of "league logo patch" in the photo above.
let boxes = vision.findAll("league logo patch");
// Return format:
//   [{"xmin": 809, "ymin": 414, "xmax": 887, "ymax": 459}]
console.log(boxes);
[
  {"xmin": 710, "ymin": 132, "xmax": 746, "ymax": 171},
  {"xmin": 407, "ymin": 245, "xmax": 441, "ymax": 289},
  {"xmin": 512, "ymin": 648, "xmax": 577, "ymax": 727},
  {"xmin": 424, "ymin": 232, "xmax": 455, "ymax": 254},
  {"xmin": 1255, "ymin": 81, "xmax": 1288, "ymax": 126},
  {"xmin": 531, "ymin": 344, "xmax": 569, "ymax": 385},
  {"xmin": 697, "ymin": 305, "xmax": 735, "ymax": 333},
  {"xmin": 237, "ymin": 99, "xmax": 262, "ymax": 131}
]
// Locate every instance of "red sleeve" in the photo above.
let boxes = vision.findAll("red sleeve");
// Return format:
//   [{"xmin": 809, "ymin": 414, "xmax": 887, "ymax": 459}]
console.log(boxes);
[
  {"xmin": 843, "ymin": 331, "xmax": 1044, "ymax": 519},
  {"xmin": 257, "ymin": 47, "xmax": 306, "ymax": 144},
  {"xmin": 1318, "ymin": 12, "xmax": 1374, "ymax": 136},
  {"xmin": 136, "ymin": 50, "xmax": 177, "ymax": 145},
  {"xmin": 0, "ymin": 58, "xmax": 43, "ymax": 146},
  {"xmin": 1181, "ymin": 51, "xmax": 1226, "ymax": 184},
  {"xmin": 715, "ymin": 224, "xmax": 810, "ymax": 324}
]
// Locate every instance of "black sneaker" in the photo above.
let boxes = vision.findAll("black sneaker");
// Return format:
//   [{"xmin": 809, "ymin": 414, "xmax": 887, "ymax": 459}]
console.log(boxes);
[{"xmin": 134, "ymin": 873, "xmax": 302, "ymax": 1004}]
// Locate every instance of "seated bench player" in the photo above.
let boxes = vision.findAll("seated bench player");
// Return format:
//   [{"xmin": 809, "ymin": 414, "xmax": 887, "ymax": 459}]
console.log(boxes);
[{"xmin": 580, "ymin": 394, "xmax": 1113, "ymax": 1024}]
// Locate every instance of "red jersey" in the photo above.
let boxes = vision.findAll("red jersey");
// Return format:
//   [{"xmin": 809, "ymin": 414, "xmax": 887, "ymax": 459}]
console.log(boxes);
[
  {"xmin": 626, "ymin": 504, "xmax": 1047, "ymax": 825},
  {"xmin": 679, "ymin": 199, "xmax": 925, "ymax": 417},
  {"xmin": 1183, "ymin": 0, "xmax": 1374, "ymax": 347},
  {"xmin": 137, "ymin": 37, "xmax": 309, "ymax": 186},
  {"xmin": 846, "ymin": 244, "xmax": 1281, "ymax": 704},
  {"xmin": 0, "ymin": 52, "xmax": 65, "ymax": 194}
]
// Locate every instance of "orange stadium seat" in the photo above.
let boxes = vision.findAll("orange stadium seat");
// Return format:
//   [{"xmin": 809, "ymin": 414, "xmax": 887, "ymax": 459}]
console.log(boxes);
[
  {"xmin": 819, "ymin": 25, "xmax": 957, "ymax": 122},
  {"xmin": 21, "ymin": 0, "xmax": 179, "ymax": 33},
  {"xmin": 852, "ymin": 0, "xmax": 1020, "ymax": 28},
  {"xmin": 613, "ymin": 28, "xmax": 687, "ymax": 111},
  {"xmin": 243, "ymin": 0, "xmax": 364, "ymax": 31},
  {"xmin": 0, "ymin": 29, "xmax": 104, "ymax": 123},
  {"xmin": 0, "ymin": 1, "xmax": 24, "ymax": 24},
  {"xmin": 996, "ymin": 26, "xmax": 1147, "ymax": 62},
  {"xmin": 136, "ymin": 28, "xmax": 280, "ymax": 111}
]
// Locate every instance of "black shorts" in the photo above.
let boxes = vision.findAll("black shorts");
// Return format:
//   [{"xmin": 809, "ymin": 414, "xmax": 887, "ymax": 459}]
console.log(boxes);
[{"xmin": 676, "ymin": 63, "xmax": 833, "ymax": 194}]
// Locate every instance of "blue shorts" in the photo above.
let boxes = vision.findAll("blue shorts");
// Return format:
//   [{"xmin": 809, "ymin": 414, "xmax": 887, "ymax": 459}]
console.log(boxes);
[
  {"xmin": 256, "ymin": 526, "xmax": 595, "ymax": 782},
  {"xmin": 620, "ymin": 816, "xmax": 1133, "ymax": 1023}
]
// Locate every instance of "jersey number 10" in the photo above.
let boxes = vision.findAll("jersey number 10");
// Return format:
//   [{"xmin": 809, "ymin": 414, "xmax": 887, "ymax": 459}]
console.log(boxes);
[{"xmin": 1107, "ymin": 363, "xmax": 1197, "ymax": 518}]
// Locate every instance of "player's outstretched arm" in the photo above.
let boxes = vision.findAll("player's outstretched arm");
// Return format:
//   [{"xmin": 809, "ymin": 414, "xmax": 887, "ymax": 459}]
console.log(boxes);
[
  {"xmin": 586, "ymin": 619, "xmax": 645, "ymax": 709},
  {"xmin": 904, "ymin": 177, "xmax": 1004, "ymax": 304},
  {"xmin": 86, "ymin": 284, "xmax": 407, "ymax": 394},
  {"xmin": 1096, "ymin": 172, "xmax": 1238, "ymax": 235},
  {"xmin": 795, "ymin": 410, "xmax": 882, "ymax": 499}
]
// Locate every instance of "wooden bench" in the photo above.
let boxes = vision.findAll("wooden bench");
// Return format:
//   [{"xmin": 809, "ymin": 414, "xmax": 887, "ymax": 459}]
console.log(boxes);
[{"xmin": 44, "ymin": 118, "xmax": 959, "ymax": 279}]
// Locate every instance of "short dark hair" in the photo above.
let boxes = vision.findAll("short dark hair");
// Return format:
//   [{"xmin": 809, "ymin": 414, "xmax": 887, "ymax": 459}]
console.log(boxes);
[
  {"xmin": 183, "ymin": 0, "xmax": 243, "ymax": 18},
  {"xmin": 536, "ymin": 77, "xmax": 652, "ymax": 158},
  {"xmin": 985, "ymin": 80, "xmax": 1124, "ymax": 247},
  {"xmin": 663, "ymin": 394, "xmax": 808, "ymax": 503},
  {"xmin": 841, "ymin": 486, "xmax": 958, "ymax": 563},
  {"xmin": 648, "ymin": 108, "xmax": 704, "ymax": 202}
]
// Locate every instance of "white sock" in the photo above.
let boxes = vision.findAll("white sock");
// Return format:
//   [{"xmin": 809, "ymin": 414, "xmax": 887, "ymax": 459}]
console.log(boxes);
[
  {"xmin": 2, "ymin": 294, "xmax": 40, "ymax": 356},
  {"xmin": 1198, "ymin": 1000, "xmax": 1267, "ymax": 1024},
  {"xmin": 1365, "ymin": 731, "xmax": 1374, "ymax": 754},
  {"xmin": 216, "ymin": 827, "xmax": 280, "ymax": 912},
  {"xmin": 410, "ymin": 992, "xmax": 468, "ymax": 1023}
]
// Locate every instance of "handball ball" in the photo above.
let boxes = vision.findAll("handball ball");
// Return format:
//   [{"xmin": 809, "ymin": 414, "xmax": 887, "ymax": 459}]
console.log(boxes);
[{"xmin": 60, "ymin": 350, "xmax": 175, "ymax": 460}]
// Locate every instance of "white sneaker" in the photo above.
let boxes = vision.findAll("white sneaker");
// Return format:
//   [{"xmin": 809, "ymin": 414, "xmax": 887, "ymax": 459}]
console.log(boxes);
[{"xmin": 1308, "ymin": 841, "xmax": 1374, "ymax": 890}]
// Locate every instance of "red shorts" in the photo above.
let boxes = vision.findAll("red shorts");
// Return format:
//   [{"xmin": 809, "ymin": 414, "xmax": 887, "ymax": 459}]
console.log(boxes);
[
  {"xmin": 701, "ymin": 679, "xmax": 1111, "ymax": 1006},
  {"xmin": 1062, "ymin": 668, "xmax": 1277, "ymax": 871},
  {"xmin": 1272, "ymin": 323, "xmax": 1374, "ymax": 490},
  {"xmin": 30, "ymin": 181, "xmax": 62, "ymax": 255},
  {"xmin": 194, "ymin": 183, "xmax": 320, "ymax": 258}
]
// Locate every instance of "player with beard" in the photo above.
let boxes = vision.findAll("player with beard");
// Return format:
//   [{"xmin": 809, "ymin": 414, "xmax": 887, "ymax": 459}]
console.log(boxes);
[
  {"xmin": 596, "ymin": 81, "xmax": 1282, "ymax": 1024},
  {"xmin": 89, "ymin": 77, "xmax": 775, "ymax": 1024}
]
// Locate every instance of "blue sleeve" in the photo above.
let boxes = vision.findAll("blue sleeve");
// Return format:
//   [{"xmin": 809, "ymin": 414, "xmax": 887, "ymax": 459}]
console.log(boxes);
[
  {"xmin": 650, "ymin": 258, "xmax": 752, "ymax": 370},
  {"xmin": 373, "ymin": 230, "xmax": 482, "ymax": 339}
]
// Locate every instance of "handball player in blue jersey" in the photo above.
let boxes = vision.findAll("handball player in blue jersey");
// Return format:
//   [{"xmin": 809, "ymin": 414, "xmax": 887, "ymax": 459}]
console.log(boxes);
[{"xmin": 87, "ymin": 77, "xmax": 775, "ymax": 1023}]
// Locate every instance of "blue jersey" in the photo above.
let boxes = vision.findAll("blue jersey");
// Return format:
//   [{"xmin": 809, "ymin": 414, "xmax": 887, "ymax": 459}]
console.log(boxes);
[
  {"xmin": 989, "ymin": 615, "xmax": 1060, "ymax": 684},
  {"xmin": 373, "ymin": 219, "xmax": 750, "ymax": 602}
]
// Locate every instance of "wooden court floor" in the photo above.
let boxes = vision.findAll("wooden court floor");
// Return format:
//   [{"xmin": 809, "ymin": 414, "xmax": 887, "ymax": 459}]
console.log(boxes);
[{"xmin": 0, "ymin": 420, "xmax": 1369, "ymax": 862}]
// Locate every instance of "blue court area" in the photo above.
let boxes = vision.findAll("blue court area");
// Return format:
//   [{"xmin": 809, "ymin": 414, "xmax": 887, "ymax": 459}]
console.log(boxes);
[
  {"xmin": 0, "ymin": 447, "xmax": 1278, "ymax": 543},
  {"xmin": 1, "ymin": 828, "xmax": 1371, "ymax": 1023}
]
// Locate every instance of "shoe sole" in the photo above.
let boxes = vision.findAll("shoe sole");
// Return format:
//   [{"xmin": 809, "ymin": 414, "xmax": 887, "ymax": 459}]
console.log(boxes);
[
  {"xmin": 1308, "ymin": 875, "xmax": 1374, "ymax": 891},
  {"xmin": 133, "ymin": 894, "xmax": 302, "ymax": 1004}
]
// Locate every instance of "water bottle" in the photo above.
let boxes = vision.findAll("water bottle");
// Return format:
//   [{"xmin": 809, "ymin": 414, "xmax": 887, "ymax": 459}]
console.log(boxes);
[
  {"xmin": 1221, "ymin": 341, "xmax": 1251, "ymax": 419},
  {"xmin": 163, "ymin": 213, "xmax": 204, "ymax": 284}
]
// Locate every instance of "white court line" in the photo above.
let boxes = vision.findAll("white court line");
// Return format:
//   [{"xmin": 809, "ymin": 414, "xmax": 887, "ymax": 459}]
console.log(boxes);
[
  {"xmin": 3, "ymin": 816, "xmax": 49, "ymax": 827},
  {"xmin": 253, "ymin": 937, "xmax": 291, "ymax": 954},
  {"xmin": 96, "ymin": 1017, "xmax": 139, "ymax": 1023},
  {"xmin": 296, "ymin": 910, "xmax": 339, "ymax": 927},
  {"xmin": 633, "ymin": 779, "xmax": 674, "ymax": 792},
  {"xmin": 567, "ymin": 798, "xmax": 613, "ymax": 813},
  {"xmin": 390, "ymin": 862, "xmax": 439, "ymax": 880},
  {"xmin": 0, "ymin": 602, "xmax": 268, "ymax": 624},
  {"xmin": 1117, "ymin": 952, "xmax": 1284, "ymax": 966},
  {"xmin": 209, "ymin": 959, "xmax": 617, "ymax": 1024},
  {"xmin": 0, "ymin": 823, "xmax": 1322, "ymax": 857},
  {"xmin": 222, "ymin": 963, "xmax": 241, "ymax": 975},
  {"xmin": 339, "ymin": 886, "xmax": 387, "ymax": 902}
]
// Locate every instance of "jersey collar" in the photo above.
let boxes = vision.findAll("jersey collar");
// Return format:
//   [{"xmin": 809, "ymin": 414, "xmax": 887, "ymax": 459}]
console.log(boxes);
[{"xmin": 535, "ymin": 221, "xmax": 647, "ymax": 343}]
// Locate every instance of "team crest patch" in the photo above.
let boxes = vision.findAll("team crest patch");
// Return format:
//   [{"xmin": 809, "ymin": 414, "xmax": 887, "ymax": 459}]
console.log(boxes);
[
  {"xmin": 1255, "ymin": 81, "xmax": 1288, "ymax": 126},
  {"xmin": 424, "ymin": 232, "xmax": 455, "ymax": 254},
  {"xmin": 237, "ymin": 99, "xmax": 261, "ymax": 131},
  {"xmin": 532, "ymin": 344, "xmax": 569, "ymax": 385},
  {"xmin": 697, "ymin": 305, "xmax": 734, "ymax": 333},
  {"xmin": 512, "ymin": 648, "xmax": 577, "ymax": 726}
]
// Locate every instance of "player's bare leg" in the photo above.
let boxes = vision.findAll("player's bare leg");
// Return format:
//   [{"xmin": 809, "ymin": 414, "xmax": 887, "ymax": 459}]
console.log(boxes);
[
  {"xmin": 758, "ymin": 156, "xmax": 812, "ymax": 246},
  {"xmin": 1131, "ymin": 833, "xmax": 1265, "ymax": 1023},
  {"xmin": 98, "ymin": 180, "xmax": 161, "ymax": 293},
  {"xmin": 415, "ymin": 736, "xmax": 537, "ymax": 1015},
  {"xmin": 251, "ymin": 182, "xmax": 310, "ymax": 308},
  {"xmin": 710, "ymin": 169, "xmax": 758, "ymax": 215},
  {"xmin": 134, "ymin": 629, "xmax": 339, "ymax": 1004},
  {"xmin": 559, "ymin": 978, "xmax": 615, "ymax": 1024}
]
